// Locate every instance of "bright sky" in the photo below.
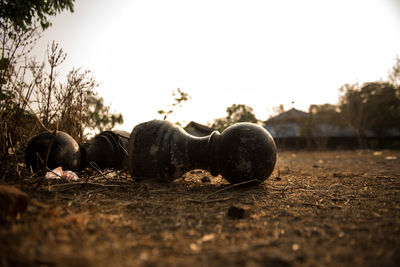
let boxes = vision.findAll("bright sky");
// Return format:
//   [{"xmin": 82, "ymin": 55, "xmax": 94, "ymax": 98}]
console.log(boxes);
[{"xmin": 32, "ymin": 0, "xmax": 400, "ymax": 131}]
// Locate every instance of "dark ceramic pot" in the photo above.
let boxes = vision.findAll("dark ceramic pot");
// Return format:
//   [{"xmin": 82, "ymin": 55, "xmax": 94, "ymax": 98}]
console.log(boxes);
[
  {"xmin": 128, "ymin": 120, "xmax": 277, "ymax": 184},
  {"xmin": 82, "ymin": 130, "xmax": 129, "ymax": 170},
  {"xmin": 25, "ymin": 131, "xmax": 82, "ymax": 172}
]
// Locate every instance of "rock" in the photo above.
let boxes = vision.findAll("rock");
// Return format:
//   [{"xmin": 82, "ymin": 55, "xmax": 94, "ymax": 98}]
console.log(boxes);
[
  {"xmin": 227, "ymin": 205, "xmax": 251, "ymax": 219},
  {"xmin": 0, "ymin": 185, "xmax": 29, "ymax": 221}
]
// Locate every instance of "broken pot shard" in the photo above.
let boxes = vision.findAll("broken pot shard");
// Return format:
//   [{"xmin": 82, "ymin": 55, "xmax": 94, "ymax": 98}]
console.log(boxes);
[
  {"xmin": 45, "ymin": 166, "xmax": 79, "ymax": 181},
  {"xmin": 128, "ymin": 120, "xmax": 277, "ymax": 184}
]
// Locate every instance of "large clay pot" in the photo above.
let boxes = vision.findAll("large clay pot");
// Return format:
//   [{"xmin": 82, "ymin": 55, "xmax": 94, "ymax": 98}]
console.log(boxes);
[{"xmin": 128, "ymin": 120, "xmax": 277, "ymax": 184}]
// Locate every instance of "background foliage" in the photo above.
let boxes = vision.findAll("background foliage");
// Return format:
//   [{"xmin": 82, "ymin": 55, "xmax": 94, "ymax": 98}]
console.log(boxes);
[
  {"xmin": 209, "ymin": 104, "xmax": 258, "ymax": 132},
  {"xmin": 0, "ymin": 1, "xmax": 123, "ymax": 176}
]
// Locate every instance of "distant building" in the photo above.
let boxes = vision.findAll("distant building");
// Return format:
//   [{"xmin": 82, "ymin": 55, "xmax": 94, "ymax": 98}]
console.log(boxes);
[
  {"xmin": 184, "ymin": 121, "xmax": 215, "ymax": 137},
  {"xmin": 264, "ymin": 108, "xmax": 308, "ymax": 138},
  {"xmin": 264, "ymin": 108, "xmax": 309, "ymax": 149},
  {"xmin": 264, "ymin": 108, "xmax": 400, "ymax": 149},
  {"xmin": 264, "ymin": 108, "xmax": 360, "ymax": 150}
]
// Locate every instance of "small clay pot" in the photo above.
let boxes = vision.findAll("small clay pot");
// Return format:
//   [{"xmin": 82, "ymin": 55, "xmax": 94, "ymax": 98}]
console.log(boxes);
[{"xmin": 25, "ymin": 131, "xmax": 82, "ymax": 172}]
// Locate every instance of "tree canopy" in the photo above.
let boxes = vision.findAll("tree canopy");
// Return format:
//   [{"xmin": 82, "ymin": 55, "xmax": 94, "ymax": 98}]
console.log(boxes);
[
  {"xmin": 0, "ymin": 0, "xmax": 74, "ymax": 30},
  {"xmin": 389, "ymin": 57, "xmax": 400, "ymax": 86},
  {"xmin": 158, "ymin": 88, "xmax": 190, "ymax": 122},
  {"xmin": 339, "ymin": 81, "xmax": 400, "ymax": 148},
  {"xmin": 210, "ymin": 104, "xmax": 258, "ymax": 132},
  {"xmin": 86, "ymin": 95, "xmax": 124, "ymax": 134}
]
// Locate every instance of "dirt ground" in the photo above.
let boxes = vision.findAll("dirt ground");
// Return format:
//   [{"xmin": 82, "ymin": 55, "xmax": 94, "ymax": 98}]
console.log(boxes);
[{"xmin": 1, "ymin": 150, "xmax": 400, "ymax": 267}]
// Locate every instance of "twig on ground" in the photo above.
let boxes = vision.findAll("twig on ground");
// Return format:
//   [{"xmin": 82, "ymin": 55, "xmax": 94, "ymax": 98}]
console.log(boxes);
[
  {"xmin": 187, "ymin": 196, "xmax": 233, "ymax": 204},
  {"xmin": 202, "ymin": 179, "xmax": 260, "ymax": 200},
  {"xmin": 51, "ymin": 182, "xmax": 120, "ymax": 188},
  {"xmin": 186, "ymin": 179, "xmax": 260, "ymax": 204},
  {"xmin": 90, "ymin": 162, "xmax": 108, "ymax": 180},
  {"xmin": 47, "ymin": 182, "xmax": 120, "ymax": 192},
  {"xmin": 264, "ymin": 183, "xmax": 286, "ymax": 191}
]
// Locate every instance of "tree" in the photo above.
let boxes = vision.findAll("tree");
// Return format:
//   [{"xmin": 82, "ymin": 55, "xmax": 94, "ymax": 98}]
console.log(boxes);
[
  {"xmin": 389, "ymin": 57, "xmax": 400, "ymax": 86},
  {"xmin": 0, "ymin": 0, "xmax": 75, "ymax": 129},
  {"xmin": 158, "ymin": 88, "xmax": 190, "ymax": 122},
  {"xmin": 271, "ymin": 104, "xmax": 285, "ymax": 117},
  {"xmin": 210, "ymin": 104, "xmax": 258, "ymax": 132},
  {"xmin": 339, "ymin": 83, "xmax": 370, "ymax": 148},
  {"xmin": 0, "ymin": 20, "xmax": 41, "ymax": 156},
  {"xmin": 360, "ymin": 82, "xmax": 400, "ymax": 146},
  {"xmin": 27, "ymin": 41, "xmax": 123, "ymax": 142},
  {"xmin": 339, "ymin": 82, "xmax": 400, "ymax": 148},
  {"xmin": 86, "ymin": 95, "xmax": 124, "ymax": 135},
  {"xmin": 0, "ymin": 0, "xmax": 74, "ymax": 30},
  {"xmin": 0, "ymin": 0, "xmax": 75, "ymax": 177},
  {"xmin": 305, "ymin": 103, "xmax": 344, "ymax": 149},
  {"xmin": 0, "ymin": 20, "xmax": 40, "ymax": 96},
  {"xmin": 1, "ymin": 0, "xmax": 74, "ymax": 100},
  {"xmin": 0, "ymin": 0, "xmax": 73, "ymax": 157}
]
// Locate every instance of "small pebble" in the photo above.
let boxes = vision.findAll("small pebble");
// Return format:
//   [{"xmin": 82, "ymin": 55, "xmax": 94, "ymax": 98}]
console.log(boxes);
[
  {"xmin": 0, "ymin": 185, "xmax": 29, "ymax": 221},
  {"xmin": 227, "ymin": 205, "xmax": 251, "ymax": 219}
]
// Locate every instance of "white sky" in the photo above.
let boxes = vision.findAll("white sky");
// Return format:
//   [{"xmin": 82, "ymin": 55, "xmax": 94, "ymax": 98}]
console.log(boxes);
[{"xmin": 32, "ymin": 0, "xmax": 400, "ymax": 132}]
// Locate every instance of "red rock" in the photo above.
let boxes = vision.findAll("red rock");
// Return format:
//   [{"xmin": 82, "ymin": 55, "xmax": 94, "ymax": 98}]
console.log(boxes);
[
  {"xmin": 0, "ymin": 184, "xmax": 29, "ymax": 220},
  {"xmin": 227, "ymin": 205, "xmax": 251, "ymax": 219}
]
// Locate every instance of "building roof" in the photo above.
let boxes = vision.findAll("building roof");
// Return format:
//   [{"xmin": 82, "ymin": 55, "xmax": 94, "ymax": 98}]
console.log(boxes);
[
  {"xmin": 264, "ymin": 123, "xmax": 303, "ymax": 138},
  {"xmin": 265, "ymin": 108, "xmax": 308, "ymax": 124},
  {"xmin": 264, "ymin": 108, "xmax": 358, "ymax": 138}
]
